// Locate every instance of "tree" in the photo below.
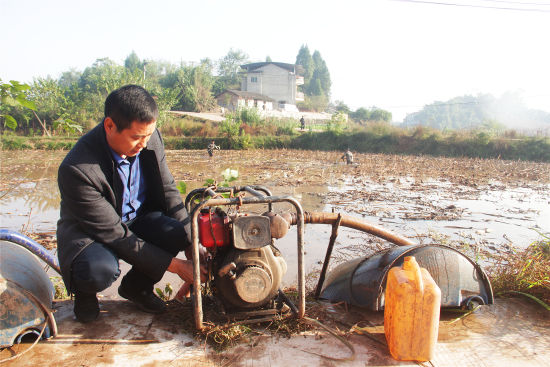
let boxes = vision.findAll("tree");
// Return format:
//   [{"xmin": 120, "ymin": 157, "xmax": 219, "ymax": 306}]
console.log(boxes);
[
  {"xmin": 0, "ymin": 80, "xmax": 36, "ymax": 130},
  {"xmin": 124, "ymin": 51, "xmax": 142, "ymax": 71},
  {"xmin": 199, "ymin": 58, "xmax": 215, "ymax": 74},
  {"xmin": 296, "ymin": 46, "xmax": 331, "ymax": 97},
  {"xmin": 266, "ymin": 56, "xmax": 272, "ymax": 62},
  {"xmin": 299, "ymin": 95, "xmax": 329, "ymax": 112},
  {"xmin": 142, "ymin": 60, "xmax": 177, "ymax": 88},
  {"xmin": 217, "ymin": 48, "xmax": 249, "ymax": 90},
  {"xmin": 295, "ymin": 45, "xmax": 313, "ymax": 87},
  {"xmin": 369, "ymin": 108, "xmax": 392, "ymax": 122},
  {"xmin": 333, "ymin": 100, "xmax": 350, "ymax": 114},
  {"xmin": 28, "ymin": 77, "xmax": 66, "ymax": 135},
  {"xmin": 480, "ymin": 119, "xmax": 506, "ymax": 135},
  {"xmin": 59, "ymin": 69, "xmax": 81, "ymax": 89},
  {"xmin": 350, "ymin": 107, "xmax": 392, "ymax": 123},
  {"xmin": 79, "ymin": 58, "xmax": 135, "ymax": 96},
  {"xmin": 308, "ymin": 78, "xmax": 323, "ymax": 96},
  {"xmin": 351, "ymin": 107, "xmax": 370, "ymax": 122},
  {"xmin": 78, "ymin": 58, "xmax": 141, "ymax": 120},
  {"xmin": 295, "ymin": 46, "xmax": 332, "ymax": 111},
  {"xmin": 167, "ymin": 62, "xmax": 215, "ymax": 112},
  {"xmin": 310, "ymin": 50, "xmax": 331, "ymax": 97},
  {"xmin": 186, "ymin": 63, "xmax": 216, "ymax": 112},
  {"xmin": 27, "ymin": 77, "xmax": 84, "ymax": 135},
  {"xmin": 326, "ymin": 112, "xmax": 348, "ymax": 132},
  {"xmin": 149, "ymin": 86, "xmax": 179, "ymax": 126}
]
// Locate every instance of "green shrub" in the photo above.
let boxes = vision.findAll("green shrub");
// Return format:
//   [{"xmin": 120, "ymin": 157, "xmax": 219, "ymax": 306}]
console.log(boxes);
[
  {"xmin": 275, "ymin": 124, "xmax": 296, "ymax": 136},
  {"xmin": 239, "ymin": 108, "xmax": 262, "ymax": 126},
  {"xmin": 1, "ymin": 136, "xmax": 32, "ymax": 149}
]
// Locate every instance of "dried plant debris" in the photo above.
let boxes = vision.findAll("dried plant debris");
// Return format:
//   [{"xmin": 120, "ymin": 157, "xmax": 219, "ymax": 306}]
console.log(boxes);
[
  {"xmin": 486, "ymin": 235, "xmax": 550, "ymax": 306},
  {"xmin": 164, "ymin": 291, "xmax": 314, "ymax": 352},
  {"xmin": 165, "ymin": 150, "xmax": 550, "ymax": 187}
]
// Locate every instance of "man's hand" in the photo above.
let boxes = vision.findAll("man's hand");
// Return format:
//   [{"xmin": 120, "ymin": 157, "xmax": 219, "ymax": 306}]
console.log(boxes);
[
  {"xmin": 167, "ymin": 258, "xmax": 207, "ymax": 283},
  {"xmin": 167, "ymin": 253, "xmax": 208, "ymax": 301},
  {"xmin": 172, "ymin": 246, "xmax": 209, "ymax": 301},
  {"xmin": 175, "ymin": 281, "xmax": 192, "ymax": 300}
]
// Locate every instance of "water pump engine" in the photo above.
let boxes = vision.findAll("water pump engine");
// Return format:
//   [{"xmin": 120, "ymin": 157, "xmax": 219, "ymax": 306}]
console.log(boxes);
[{"xmin": 197, "ymin": 209, "xmax": 289, "ymax": 310}]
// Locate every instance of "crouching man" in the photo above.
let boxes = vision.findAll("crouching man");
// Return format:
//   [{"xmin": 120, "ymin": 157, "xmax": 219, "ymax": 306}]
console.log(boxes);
[{"xmin": 57, "ymin": 85, "xmax": 206, "ymax": 323}]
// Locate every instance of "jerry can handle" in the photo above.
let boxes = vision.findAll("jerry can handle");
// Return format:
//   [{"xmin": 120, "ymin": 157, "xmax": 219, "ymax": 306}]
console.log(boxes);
[{"xmin": 403, "ymin": 256, "xmax": 424, "ymax": 293}]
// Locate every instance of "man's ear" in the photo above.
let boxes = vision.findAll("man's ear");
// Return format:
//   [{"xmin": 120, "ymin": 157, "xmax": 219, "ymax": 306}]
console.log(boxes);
[{"xmin": 104, "ymin": 117, "xmax": 116, "ymax": 133}]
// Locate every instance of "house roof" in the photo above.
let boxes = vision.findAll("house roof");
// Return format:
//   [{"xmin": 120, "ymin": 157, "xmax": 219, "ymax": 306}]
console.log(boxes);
[
  {"xmin": 218, "ymin": 89, "xmax": 275, "ymax": 102},
  {"xmin": 240, "ymin": 62, "xmax": 304, "ymax": 75}
]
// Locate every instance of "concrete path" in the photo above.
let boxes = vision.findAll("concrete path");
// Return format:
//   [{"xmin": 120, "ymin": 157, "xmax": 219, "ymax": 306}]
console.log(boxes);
[
  {"xmin": 1, "ymin": 297, "xmax": 548, "ymax": 366},
  {"xmin": 168, "ymin": 110, "xmax": 331, "ymax": 123},
  {"xmin": 169, "ymin": 111, "xmax": 225, "ymax": 122}
]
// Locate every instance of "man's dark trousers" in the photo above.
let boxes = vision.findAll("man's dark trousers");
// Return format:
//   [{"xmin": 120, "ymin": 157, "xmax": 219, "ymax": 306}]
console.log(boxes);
[{"xmin": 70, "ymin": 211, "xmax": 187, "ymax": 296}]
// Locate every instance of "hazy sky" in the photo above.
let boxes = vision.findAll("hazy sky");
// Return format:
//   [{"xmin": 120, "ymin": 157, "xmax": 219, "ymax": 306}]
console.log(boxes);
[{"xmin": 1, "ymin": 0, "xmax": 549, "ymax": 121}]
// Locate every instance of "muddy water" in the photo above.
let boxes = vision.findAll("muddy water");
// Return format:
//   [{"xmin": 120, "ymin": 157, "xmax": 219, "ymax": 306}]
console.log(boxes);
[{"xmin": 1, "ymin": 149, "xmax": 549, "ymax": 287}]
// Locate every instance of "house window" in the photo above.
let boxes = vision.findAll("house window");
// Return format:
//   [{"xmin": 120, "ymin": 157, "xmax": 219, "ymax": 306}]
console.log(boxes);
[{"xmin": 251, "ymin": 76, "xmax": 258, "ymax": 83}]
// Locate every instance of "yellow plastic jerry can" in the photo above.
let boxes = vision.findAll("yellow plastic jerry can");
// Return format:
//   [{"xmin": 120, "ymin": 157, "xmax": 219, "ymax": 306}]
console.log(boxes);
[{"xmin": 384, "ymin": 256, "xmax": 441, "ymax": 362}]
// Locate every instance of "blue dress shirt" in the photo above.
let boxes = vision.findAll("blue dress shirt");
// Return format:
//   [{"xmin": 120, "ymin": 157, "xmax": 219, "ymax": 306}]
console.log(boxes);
[{"xmin": 110, "ymin": 149, "xmax": 147, "ymax": 222}]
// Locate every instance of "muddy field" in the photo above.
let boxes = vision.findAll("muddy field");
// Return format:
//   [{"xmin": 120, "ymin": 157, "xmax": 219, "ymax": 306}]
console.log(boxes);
[
  {"xmin": 173, "ymin": 149, "xmax": 550, "ymax": 276},
  {"xmin": 1, "ymin": 149, "xmax": 549, "ymax": 285},
  {"xmin": 2, "ymin": 148, "xmax": 550, "ymax": 366}
]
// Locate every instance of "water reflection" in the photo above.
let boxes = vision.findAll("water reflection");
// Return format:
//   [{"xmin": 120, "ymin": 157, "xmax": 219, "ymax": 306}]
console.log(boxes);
[
  {"xmin": 1, "ymin": 150, "xmax": 548, "ymax": 250},
  {"xmin": 1, "ymin": 151, "xmax": 63, "ymax": 232},
  {"xmin": 2, "ymin": 180, "xmax": 60, "ymax": 212}
]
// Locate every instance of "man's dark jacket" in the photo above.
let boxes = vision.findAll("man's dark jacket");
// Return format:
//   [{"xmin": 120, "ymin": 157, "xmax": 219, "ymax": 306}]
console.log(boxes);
[{"xmin": 57, "ymin": 121, "xmax": 190, "ymax": 289}]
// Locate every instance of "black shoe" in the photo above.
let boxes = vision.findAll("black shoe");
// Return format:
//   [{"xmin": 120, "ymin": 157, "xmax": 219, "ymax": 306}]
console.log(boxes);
[
  {"xmin": 74, "ymin": 292, "xmax": 99, "ymax": 323},
  {"xmin": 118, "ymin": 285, "xmax": 166, "ymax": 314}
]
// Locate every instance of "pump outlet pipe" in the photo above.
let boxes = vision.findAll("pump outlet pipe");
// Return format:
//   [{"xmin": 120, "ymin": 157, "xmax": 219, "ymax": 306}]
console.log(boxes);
[
  {"xmin": 288, "ymin": 211, "xmax": 416, "ymax": 247},
  {"xmin": 0, "ymin": 229, "xmax": 61, "ymax": 275}
]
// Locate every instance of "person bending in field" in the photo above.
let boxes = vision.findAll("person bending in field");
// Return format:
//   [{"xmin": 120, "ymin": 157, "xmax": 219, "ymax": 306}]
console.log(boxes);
[
  {"xmin": 341, "ymin": 148, "xmax": 354, "ymax": 164},
  {"xmin": 207, "ymin": 140, "xmax": 220, "ymax": 157}
]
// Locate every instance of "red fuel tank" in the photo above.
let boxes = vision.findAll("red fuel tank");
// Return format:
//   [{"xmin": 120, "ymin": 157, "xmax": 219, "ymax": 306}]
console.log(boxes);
[{"xmin": 198, "ymin": 211, "xmax": 231, "ymax": 248}]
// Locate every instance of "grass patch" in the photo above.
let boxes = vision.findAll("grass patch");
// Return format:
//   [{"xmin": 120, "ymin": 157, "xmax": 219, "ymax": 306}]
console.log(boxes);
[
  {"xmin": 3, "ymin": 113, "xmax": 549, "ymax": 161},
  {"xmin": 50, "ymin": 276, "xmax": 69, "ymax": 300},
  {"xmin": 161, "ymin": 114, "xmax": 218, "ymax": 136},
  {"xmin": 0, "ymin": 135, "xmax": 76, "ymax": 150},
  {"xmin": 1, "ymin": 135, "xmax": 34, "ymax": 149},
  {"xmin": 486, "ymin": 233, "xmax": 550, "ymax": 307}
]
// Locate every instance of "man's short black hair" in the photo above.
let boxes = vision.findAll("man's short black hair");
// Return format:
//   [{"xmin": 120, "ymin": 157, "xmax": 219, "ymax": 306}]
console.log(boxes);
[{"xmin": 104, "ymin": 85, "xmax": 159, "ymax": 131}]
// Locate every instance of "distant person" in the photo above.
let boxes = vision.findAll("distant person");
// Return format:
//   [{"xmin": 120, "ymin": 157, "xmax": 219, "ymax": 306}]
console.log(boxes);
[
  {"xmin": 341, "ymin": 148, "xmax": 354, "ymax": 164},
  {"xmin": 300, "ymin": 116, "xmax": 305, "ymax": 130},
  {"xmin": 57, "ymin": 85, "xmax": 207, "ymax": 323},
  {"xmin": 207, "ymin": 140, "xmax": 220, "ymax": 157}
]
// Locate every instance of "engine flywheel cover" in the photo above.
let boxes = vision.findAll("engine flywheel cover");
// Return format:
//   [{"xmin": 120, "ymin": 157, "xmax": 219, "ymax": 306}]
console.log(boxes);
[{"xmin": 234, "ymin": 266, "xmax": 272, "ymax": 304}]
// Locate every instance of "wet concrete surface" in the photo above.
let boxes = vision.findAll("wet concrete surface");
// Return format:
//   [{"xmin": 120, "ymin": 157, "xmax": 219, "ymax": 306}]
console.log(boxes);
[{"xmin": 1, "ymin": 297, "xmax": 548, "ymax": 366}]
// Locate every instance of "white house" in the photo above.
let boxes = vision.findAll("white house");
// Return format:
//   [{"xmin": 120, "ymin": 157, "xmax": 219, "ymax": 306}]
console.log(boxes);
[
  {"xmin": 216, "ymin": 62, "xmax": 304, "ymax": 113},
  {"xmin": 240, "ymin": 62, "xmax": 304, "ymax": 112},
  {"xmin": 216, "ymin": 89, "xmax": 275, "ymax": 112}
]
